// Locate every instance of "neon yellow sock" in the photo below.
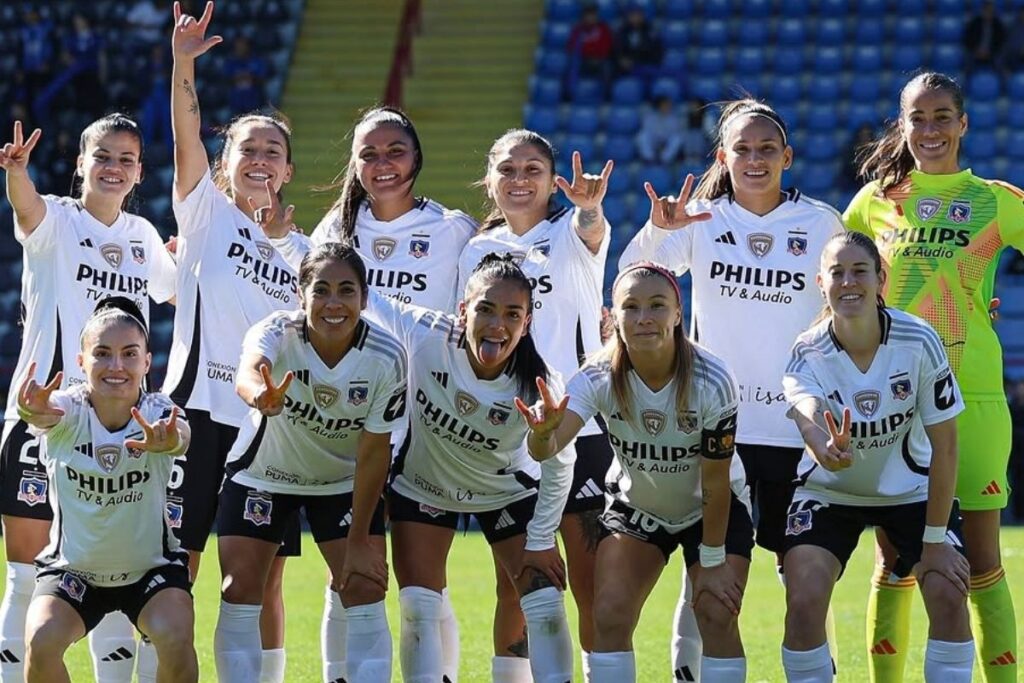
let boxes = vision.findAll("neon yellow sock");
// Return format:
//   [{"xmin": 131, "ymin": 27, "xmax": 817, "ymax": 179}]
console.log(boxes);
[
  {"xmin": 866, "ymin": 566, "xmax": 915, "ymax": 683},
  {"xmin": 970, "ymin": 567, "xmax": 1018, "ymax": 683}
]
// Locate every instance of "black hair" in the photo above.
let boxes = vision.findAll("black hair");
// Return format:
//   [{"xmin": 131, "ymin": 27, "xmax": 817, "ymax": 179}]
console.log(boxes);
[
  {"xmin": 323, "ymin": 106, "xmax": 424, "ymax": 239},
  {"xmin": 211, "ymin": 111, "xmax": 294, "ymax": 197},
  {"xmin": 81, "ymin": 296, "xmax": 149, "ymax": 350},
  {"xmin": 297, "ymin": 240, "xmax": 368, "ymax": 300},
  {"xmin": 464, "ymin": 252, "xmax": 548, "ymax": 403},
  {"xmin": 856, "ymin": 72, "xmax": 965, "ymax": 192},
  {"xmin": 476, "ymin": 129, "xmax": 558, "ymax": 232},
  {"xmin": 74, "ymin": 113, "xmax": 144, "ymax": 211}
]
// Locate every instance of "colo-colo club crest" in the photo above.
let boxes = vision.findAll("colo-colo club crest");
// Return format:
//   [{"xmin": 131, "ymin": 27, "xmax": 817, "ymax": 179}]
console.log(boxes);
[
  {"xmin": 455, "ymin": 390, "xmax": 479, "ymax": 417},
  {"xmin": 95, "ymin": 445, "xmax": 122, "ymax": 473},
  {"xmin": 313, "ymin": 384, "xmax": 339, "ymax": 410},
  {"xmin": 747, "ymin": 233, "xmax": 774, "ymax": 258},
  {"xmin": 853, "ymin": 390, "xmax": 881, "ymax": 418},
  {"xmin": 373, "ymin": 237, "xmax": 397, "ymax": 261},
  {"xmin": 642, "ymin": 410, "xmax": 666, "ymax": 437}
]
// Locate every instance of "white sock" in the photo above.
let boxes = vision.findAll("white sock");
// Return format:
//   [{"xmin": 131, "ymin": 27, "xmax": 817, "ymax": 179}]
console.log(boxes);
[
  {"xmin": 590, "ymin": 651, "xmax": 635, "ymax": 683},
  {"xmin": 924, "ymin": 639, "xmax": 973, "ymax": 683},
  {"xmin": 581, "ymin": 649, "xmax": 592, "ymax": 683},
  {"xmin": 440, "ymin": 588, "xmax": 459, "ymax": 683},
  {"xmin": 672, "ymin": 574, "xmax": 702, "ymax": 683},
  {"xmin": 345, "ymin": 600, "xmax": 391, "ymax": 683},
  {"xmin": 0, "ymin": 562, "xmax": 34, "ymax": 682},
  {"xmin": 398, "ymin": 586, "xmax": 443, "ymax": 683},
  {"xmin": 321, "ymin": 586, "xmax": 347, "ymax": 683},
  {"xmin": 135, "ymin": 637, "xmax": 158, "ymax": 682},
  {"xmin": 214, "ymin": 601, "xmax": 262, "ymax": 683},
  {"xmin": 491, "ymin": 655, "xmax": 532, "ymax": 683},
  {"xmin": 521, "ymin": 587, "xmax": 573, "ymax": 683},
  {"xmin": 781, "ymin": 643, "xmax": 832, "ymax": 683},
  {"xmin": 701, "ymin": 656, "xmax": 746, "ymax": 682},
  {"xmin": 260, "ymin": 648, "xmax": 285, "ymax": 683},
  {"xmin": 88, "ymin": 611, "xmax": 136, "ymax": 682}
]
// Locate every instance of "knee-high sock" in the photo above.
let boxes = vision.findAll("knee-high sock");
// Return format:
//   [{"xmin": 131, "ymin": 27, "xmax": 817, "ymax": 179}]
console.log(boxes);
[
  {"xmin": 440, "ymin": 588, "xmax": 459, "ymax": 683},
  {"xmin": 672, "ymin": 574, "xmax": 701, "ymax": 683},
  {"xmin": 521, "ymin": 587, "xmax": 573, "ymax": 683},
  {"xmin": 0, "ymin": 562, "xmax": 34, "ymax": 683},
  {"xmin": 581, "ymin": 649, "xmax": 592, "ymax": 683},
  {"xmin": 782, "ymin": 643, "xmax": 833, "ymax": 683},
  {"xmin": 260, "ymin": 648, "xmax": 285, "ymax": 683},
  {"xmin": 969, "ymin": 567, "xmax": 1018, "ymax": 683},
  {"xmin": 590, "ymin": 651, "xmax": 635, "ymax": 683},
  {"xmin": 398, "ymin": 586, "xmax": 443, "ymax": 683},
  {"xmin": 135, "ymin": 637, "xmax": 158, "ymax": 683},
  {"xmin": 866, "ymin": 567, "xmax": 915, "ymax": 683},
  {"xmin": 701, "ymin": 656, "xmax": 747, "ymax": 682},
  {"xmin": 214, "ymin": 601, "xmax": 262, "ymax": 683},
  {"xmin": 924, "ymin": 639, "xmax": 974, "ymax": 683},
  {"xmin": 88, "ymin": 612, "xmax": 136, "ymax": 683},
  {"xmin": 492, "ymin": 655, "xmax": 531, "ymax": 683},
  {"xmin": 321, "ymin": 586, "xmax": 347, "ymax": 683},
  {"xmin": 345, "ymin": 600, "xmax": 391, "ymax": 683}
]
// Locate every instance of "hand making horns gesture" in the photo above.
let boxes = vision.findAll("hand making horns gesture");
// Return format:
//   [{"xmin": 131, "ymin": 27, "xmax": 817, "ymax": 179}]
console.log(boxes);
[
  {"xmin": 172, "ymin": 1, "xmax": 223, "ymax": 60},
  {"xmin": 644, "ymin": 173, "xmax": 712, "ymax": 231},
  {"xmin": 555, "ymin": 151, "xmax": 614, "ymax": 211},
  {"xmin": 16, "ymin": 362, "xmax": 64, "ymax": 423},
  {"xmin": 514, "ymin": 377, "xmax": 569, "ymax": 440},
  {"xmin": 125, "ymin": 407, "xmax": 183, "ymax": 454}
]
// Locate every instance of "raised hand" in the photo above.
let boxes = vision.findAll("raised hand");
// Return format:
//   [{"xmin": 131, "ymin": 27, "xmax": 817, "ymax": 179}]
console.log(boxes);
[
  {"xmin": 513, "ymin": 377, "xmax": 569, "ymax": 439},
  {"xmin": 247, "ymin": 179, "xmax": 296, "ymax": 237},
  {"xmin": 172, "ymin": 1, "xmax": 223, "ymax": 60},
  {"xmin": 555, "ymin": 151, "xmax": 614, "ymax": 211},
  {"xmin": 818, "ymin": 407, "xmax": 854, "ymax": 471},
  {"xmin": 252, "ymin": 364, "xmax": 293, "ymax": 416},
  {"xmin": 644, "ymin": 174, "xmax": 712, "ymax": 231},
  {"xmin": 125, "ymin": 406, "xmax": 182, "ymax": 454},
  {"xmin": 0, "ymin": 121, "xmax": 42, "ymax": 177},
  {"xmin": 16, "ymin": 362, "xmax": 64, "ymax": 423}
]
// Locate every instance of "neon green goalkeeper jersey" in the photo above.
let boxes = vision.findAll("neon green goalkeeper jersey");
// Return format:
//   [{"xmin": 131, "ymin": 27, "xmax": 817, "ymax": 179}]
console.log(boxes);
[{"xmin": 844, "ymin": 169, "xmax": 1024, "ymax": 401}]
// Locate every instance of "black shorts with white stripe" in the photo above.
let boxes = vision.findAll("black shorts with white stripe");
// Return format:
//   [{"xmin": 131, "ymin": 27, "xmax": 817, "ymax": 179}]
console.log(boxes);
[
  {"xmin": 34, "ymin": 563, "xmax": 192, "ymax": 634},
  {"xmin": 217, "ymin": 479, "xmax": 385, "ymax": 545},
  {"xmin": 563, "ymin": 433, "xmax": 614, "ymax": 514},
  {"xmin": 388, "ymin": 489, "xmax": 537, "ymax": 545}
]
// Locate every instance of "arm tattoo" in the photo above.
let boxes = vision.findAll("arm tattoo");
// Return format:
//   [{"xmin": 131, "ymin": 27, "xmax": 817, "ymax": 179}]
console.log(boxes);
[
  {"xmin": 578, "ymin": 207, "xmax": 600, "ymax": 231},
  {"xmin": 182, "ymin": 79, "xmax": 199, "ymax": 115}
]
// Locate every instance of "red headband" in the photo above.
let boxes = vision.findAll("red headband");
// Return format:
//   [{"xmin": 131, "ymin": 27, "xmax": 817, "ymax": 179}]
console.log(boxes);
[{"xmin": 613, "ymin": 261, "xmax": 683, "ymax": 307}]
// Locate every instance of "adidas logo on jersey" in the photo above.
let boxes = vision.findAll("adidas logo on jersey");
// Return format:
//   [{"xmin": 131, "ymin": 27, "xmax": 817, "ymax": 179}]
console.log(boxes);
[
  {"xmin": 574, "ymin": 478, "xmax": 603, "ymax": 499},
  {"xmin": 714, "ymin": 231, "xmax": 737, "ymax": 245},
  {"xmin": 988, "ymin": 650, "xmax": 1017, "ymax": 666},
  {"xmin": 870, "ymin": 639, "xmax": 898, "ymax": 655},
  {"xmin": 982, "ymin": 480, "xmax": 1003, "ymax": 496},
  {"xmin": 431, "ymin": 371, "xmax": 449, "ymax": 388},
  {"xmin": 493, "ymin": 509, "xmax": 516, "ymax": 531},
  {"xmin": 79, "ymin": 238, "xmax": 94, "ymax": 248}
]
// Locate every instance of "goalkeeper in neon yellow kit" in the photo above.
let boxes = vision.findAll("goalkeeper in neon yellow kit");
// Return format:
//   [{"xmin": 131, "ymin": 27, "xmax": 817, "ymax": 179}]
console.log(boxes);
[{"xmin": 844, "ymin": 72, "xmax": 1019, "ymax": 683}]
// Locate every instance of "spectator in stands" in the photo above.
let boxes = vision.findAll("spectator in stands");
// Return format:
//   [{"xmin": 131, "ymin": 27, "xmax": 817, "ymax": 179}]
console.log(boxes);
[
  {"xmin": 964, "ymin": 1, "xmax": 1006, "ymax": 75},
  {"xmin": 840, "ymin": 123, "xmax": 875, "ymax": 192},
  {"xmin": 225, "ymin": 37, "xmax": 268, "ymax": 115},
  {"xmin": 18, "ymin": 8, "xmax": 55, "ymax": 107},
  {"xmin": 125, "ymin": 0, "xmax": 169, "ymax": 49},
  {"xmin": 34, "ymin": 14, "xmax": 107, "ymax": 123},
  {"xmin": 614, "ymin": 6, "xmax": 662, "ymax": 85},
  {"xmin": 637, "ymin": 96, "xmax": 684, "ymax": 165},
  {"xmin": 682, "ymin": 98, "xmax": 712, "ymax": 163},
  {"xmin": 140, "ymin": 45, "xmax": 173, "ymax": 149},
  {"xmin": 1000, "ymin": 9, "xmax": 1024, "ymax": 77},
  {"xmin": 566, "ymin": 4, "xmax": 613, "ymax": 97}
]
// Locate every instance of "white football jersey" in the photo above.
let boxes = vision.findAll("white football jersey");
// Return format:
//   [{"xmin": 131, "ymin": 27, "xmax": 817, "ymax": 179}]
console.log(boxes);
[
  {"xmin": 567, "ymin": 346, "xmax": 746, "ymax": 533},
  {"xmin": 34, "ymin": 386, "xmax": 187, "ymax": 586},
  {"xmin": 163, "ymin": 171, "xmax": 312, "ymax": 427},
  {"xmin": 226, "ymin": 311, "xmax": 407, "ymax": 495},
  {"xmin": 783, "ymin": 308, "xmax": 965, "ymax": 506},
  {"xmin": 457, "ymin": 207, "xmax": 609, "ymax": 438},
  {"xmin": 6, "ymin": 196, "xmax": 176, "ymax": 420},
  {"xmin": 619, "ymin": 190, "xmax": 844, "ymax": 448},
  {"xmin": 312, "ymin": 198, "xmax": 476, "ymax": 313}
]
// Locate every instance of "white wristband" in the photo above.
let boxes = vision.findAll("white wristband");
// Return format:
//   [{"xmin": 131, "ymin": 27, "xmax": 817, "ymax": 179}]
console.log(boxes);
[
  {"xmin": 922, "ymin": 525, "xmax": 948, "ymax": 544},
  {"xmin": 699, "ymin": 543, "xmax": 726, "ymax": 568}
]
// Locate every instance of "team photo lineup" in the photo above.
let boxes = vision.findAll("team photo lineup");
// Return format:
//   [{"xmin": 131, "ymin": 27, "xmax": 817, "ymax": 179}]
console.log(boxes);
[{"xmin": 0, "ymin": 0, "xmax": 1022, "ymax": 681}]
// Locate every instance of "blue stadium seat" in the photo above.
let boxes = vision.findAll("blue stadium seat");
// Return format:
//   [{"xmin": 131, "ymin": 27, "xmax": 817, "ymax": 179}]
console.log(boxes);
[
  {"xmin": 641, "ymin": 165, "xmax": 675, "ymax": 195},
  {"xmin": 735, "ymin": 21, "xmax": 769, "ymax": 44},
  {"xmin": 734, "ymin": 47, "xmax": 765, "ymax": 76},
  {"xmin": 1007, "ymin": 162, "xmax": 1024, "ymax": 186},
  {"xmin": 651, "ymin": 77, "xmax": 682, "ymax": 102},
  {"xmin": 891, "ymin": 17, "xmax": 924, "ymax": 44},
  {"xmin": 852, "ymin": 19, "xmax": 883, "ymax": 46},
  {"xmin": 632, "ymin": 196, "xmax": 654, "ymax": 227},
  {"xmin": 858, "ymin": 0, "xmax": 886, "ymax": 16},
  {"xmin": 625, "ymin": 0, "xmax": 657, "ymax": 19},
  {"xmin": 777, "ymin": 19, "xmax": 806, "ymax": 45},
  {"xmin": 935, "ymin": 0, "xmax": 966, "ymax": 14},
  {"xmin": 743, "ymin": 0, "xmax": 773, "ymax": 16},
  {"xmin": 969, "ymin": 71, "xmax": 1001, "ymax": 100},
  {"xmin": 848, "ymin": 73, "xmax": 882, "ymax": 102},
  {"xmin": 602, "ymin": 195, "xmax": 629, "ymax": 229},
  {"xmin": 817, "ymin": 0, "xmax": 849, "ymax": 14},
  {"xmin": 564, "ymin": 134, "xmax": 597, "ymax": 161},
  {"xmin": 1008, "ymin": 72, "xmax": 1024, "ymax": 100},
  {"xmin": 607, "ymin": 162, "xmax": 633, "ymax": 195},
  {"xmin": 970, "ymin": 102, "xmax": 999, "ymax": 131},
  {"xmin": 531, "ymin": 77, "xmax": 563, "ymax": 105},
  {"xmin": 774, "ymin": 104, "xmax": 801, "ymax": 131},
  {"xmin": 702, "ymin": 0, "xmax": 731, "ymax": 19},
  {"xmin": 964, "ymin": 130, "xmax": 998, "ymax": 159},
  {"xmin": 571, "ymin": 79, "xmax": 604, "ymax": 105},
  {"xmin": 934, "ymin": 17, "xmax": 963, "ymax": 43},
  {"xmin": 604, "ymin": 135, "xmax": 636, "ymax": 163},
  {"xmin": 772, "ymin": 76, "xmax": 801, "ymax": 105},
  {"xmin": 536, "ymin": 49, "xmax": 569, "ymax": 77},
  {"xmin": 701, "ymin": 20, "xmax": 729, "ymax": 47},
  {"xmin": 804, "ymin": 133, "xmax": 839, "ymax": 161},
  {"xmin": 852, "ymin": 45, "xmax": 883, "ymax": 72},
  {"xmin": 805, "ymin": 106, "xmax": 839, "ymax": 133},
  {"xmin": 664, "ymin": 0, "xmax": 695, "ymax": 17},
  {"xmin": 567, "ymin": 106, "xmax": 601, "ymax": 135},
  {"xmin": 774, "ymin": 46, "xmax": 805, "ymax": 73},
  {"xmin": 800, "ymin": 162, "xmax": 838, "ymax": 194},
  {"xmin": 525, "ymin": 106, "xmax": 560, "ymax": 136},
  {"xmin": 890, "ymin": 45, "xmax": 925, "ymax": 73},
  {"xmin": 808, "ymin": 75, "xmax": 841, "ymax": 102},
  {"xmin": 779, "ymin": 0, "xmax": 810, "ymax": 17},
  {"xmin": 815, "ymin": 47, "xmax": 844, "ymax": 75},
  {"xmin": 931, "ymin": 45, "xmax": 962, "ymax": 73},
  {"xmin": 972, "ymin": 160, "xmax": 998, "ymax": 181},
  {"xmin": 662, "ymin": 21, "xmax": 688, "ymax": 50},
  {"xmin": 660, "ymin": 49, "xmax": 687, "ymax": 77},
  {"xmin": 543, "ymin": 22, "xmax": 572, "ymax": 49},
  {"xmin": 690, "ymin": 77, "xmax": 722, "ymax": 102},
  {"xmin": 1008, "ymin": 105, "xmax": 1024, "ymax": 129},
  {"xmin": 606, "ymin": 106, "xmax": 642, "ymax": 136},
  {"xmin": 899, "ymin": 0, "xmax": 926, "ymax": 13},
  {"xmin": 1006, "ymin": 132, "xmax": 1024, "ymax": 160},
  {"xmin": 545, "ymin": 0, "xmax": 579, "ymax": 22},
  {"xmin": 695, "ymin": 48, "xmax": 727, "ymax": 76},
  {"xmin": 816, "ymin": 18, "xmax": 845, "ymax": 46},
  {"xmin": 595, "ymin": 0, "xmax": 622, "ymax": 21},
  {"xmin": 612, "ymin": 78, "xmax": 645, "ymax": 104}
]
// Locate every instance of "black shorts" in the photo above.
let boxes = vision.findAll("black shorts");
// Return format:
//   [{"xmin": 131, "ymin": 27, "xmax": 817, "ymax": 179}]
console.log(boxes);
[
  {"xmin": 599, "ymin": 495, "xmax": 755, "ymax": 564},
  {"xmin": 563, "ymin": 433, "xmax": 615, "ymax": 515},
  {"xmin": 388, "ymin": 489, "xmax": 537, "ymax": 545},
  {"xmin": 167, "ymin": 409, "xmax": 300, "ymax": 556},
  {"xmin": 34, "ymin": 564, "xmax": 192, "ymax": 634},
  {"xmin": 782, "ymin": 497, "xmax": 966, "ymax": 577},
  {"xmin": 217, "ymin": 479, "xmax": 385, "ymax": 545},
  {"xmin": 0, "ymin": 419, "xmax": 52, "ymax": 521},
  {"xmin": 736, "ymin": 443, "xmax": 803, "ymax": 552}
]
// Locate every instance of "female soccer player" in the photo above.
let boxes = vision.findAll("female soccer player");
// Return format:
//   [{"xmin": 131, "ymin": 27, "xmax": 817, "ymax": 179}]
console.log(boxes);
[
  {"xmin": 518, "ymin": 262, "xmax": 752, "ymax": 683},
  {"xmin": 371, "ymin": 253, "xmax": 575, "ymax": 683},
  {"xmin": 310, "ymin": 106, "xmax": 474, "ymax": 682},
  {"xmin": 16, "ymin": 299, "xmax": 195, "ymax": 683},
  {"xmin": 781, "ymin": 231, "xmax": 973, "ymax": 682},
  {"xmin": 168, "ymin": 3, "xmax": 310, "ymax": 680},
  {"xmin": 213, "ymin": 243, "xmax": 405, "ymax": 683},
  {"xmin": 0, "ymin": 114, "xmax": 177, "ymax": 682},
  {"xmin": 458, "ymin": 130, "xmax": 614, "ymax": 680},
  {"xmin": 846, "ymin": 72, "xmax": 1021, "ymax": 683},
  {"xmin": 619, "ymin": 97, "xmax": 845, "ymax": 679}
]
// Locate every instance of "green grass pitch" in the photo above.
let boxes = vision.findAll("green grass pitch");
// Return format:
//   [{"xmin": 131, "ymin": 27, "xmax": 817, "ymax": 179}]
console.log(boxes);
[{"xmin": 20, "ymin": 528, "xmax": 1024, "ymax": 681}]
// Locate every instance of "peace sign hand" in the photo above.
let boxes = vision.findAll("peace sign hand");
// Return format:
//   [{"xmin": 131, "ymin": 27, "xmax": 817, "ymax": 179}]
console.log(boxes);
[
  {"xmin": 645, "ymin": 174, "xmax": 712, "ymax": 231},
  {"xmin": 514, "ymin": 377, "xmax": 569, "ymax": 439},
  {"xmin": 817, "ymin": 407, "xmax": 854, "ymax": 472},
  {"xmin": 247, "ymin": 180, "xmax": 296, "ymax": 238},
  {"xmin": 555, "ymin": 151, "xmax": 614, "ymax": 211},
  {"xmin": 125, "ymin": 407, "xmax": 182, "ymax": 454},
  {"xmin": 16, "ymin": 362, "xmax": 64, "ymax": 423},
  {"xmin": 172, "ymin": 1, "xmax": 223, "ymax": 60},
  {"xmin": 0, "ymin": 121, "xmax": 42, "ymax": 177},
  {"xmin": 253, "ymin": 364, "xmax": 293, "ymax": 417}
]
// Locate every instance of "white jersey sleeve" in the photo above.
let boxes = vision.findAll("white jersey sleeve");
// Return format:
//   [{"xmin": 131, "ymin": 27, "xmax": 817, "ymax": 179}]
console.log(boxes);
[
  {"xmin": 618, "ymin": 217, "xmax": 695, "ymax": 275},
  {"xmin": 524, "ymin": 370, "xmax": 575, "ymax": 552},
  {"xmin": 15, "ymin": 195, "xmax": 69, "ymax": 254}
]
